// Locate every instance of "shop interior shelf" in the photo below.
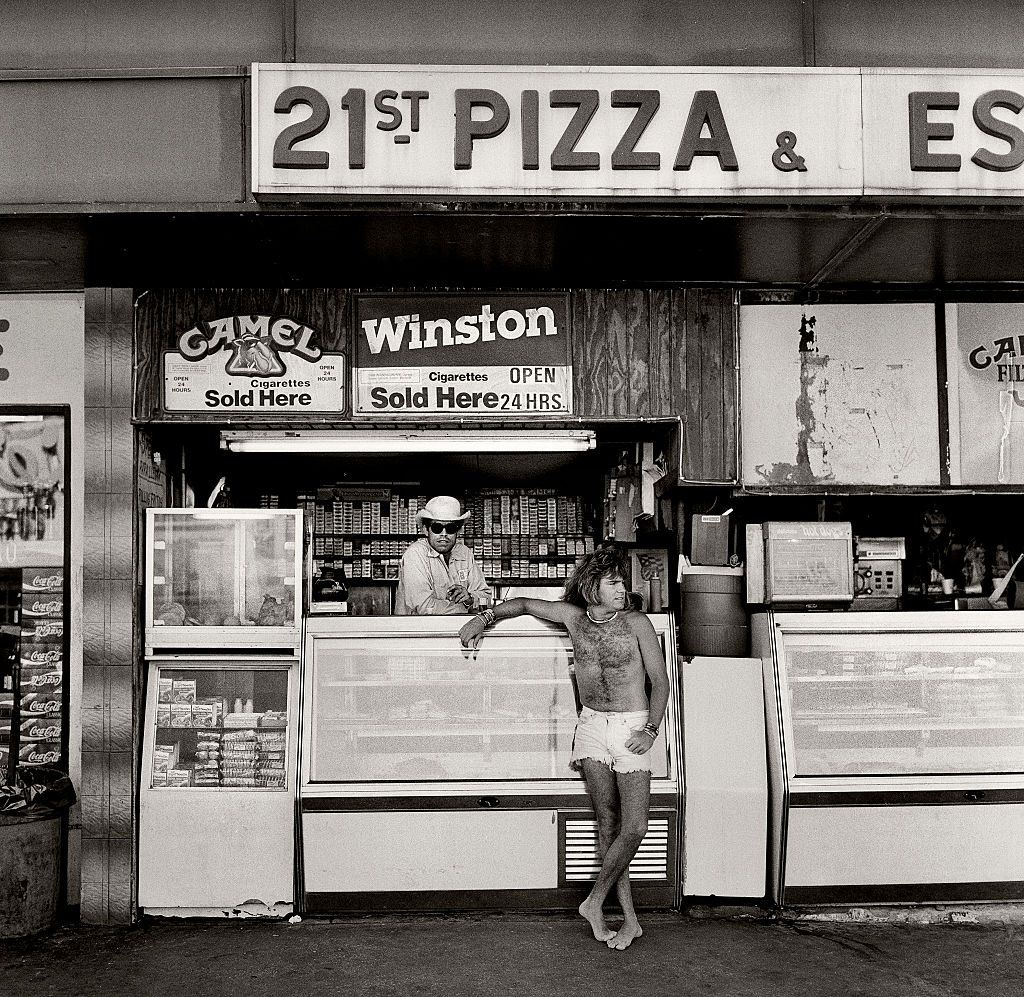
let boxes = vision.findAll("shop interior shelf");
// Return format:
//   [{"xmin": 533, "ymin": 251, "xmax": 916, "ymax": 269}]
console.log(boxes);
[
  {"xmin": 156, "ymin": 725, "xmax": 287, "ymax": 732},
  {"xmin": 322, "ymin": 677, "xmax": 565, "ymax": 687},
  {"xmin": 321, "ymin": 720, "xmax": 571, "ymax": 736},
  {"xmin": 792, "ymin": 673, "xmax": 1024, "ymax": 683},
  {"xmin": 800, "ymin": 717, "xmax": 1024, "ymax": 732}
]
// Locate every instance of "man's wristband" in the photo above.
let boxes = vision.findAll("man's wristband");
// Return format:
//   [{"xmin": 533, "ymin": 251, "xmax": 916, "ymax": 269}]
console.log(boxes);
[
  {"xmin": 478, "ymin": 608, "xmax": 496, "ymax": 627},
  {"xmin": 642, "ymin": 722, "xmax": 659, "ymax": 739}
]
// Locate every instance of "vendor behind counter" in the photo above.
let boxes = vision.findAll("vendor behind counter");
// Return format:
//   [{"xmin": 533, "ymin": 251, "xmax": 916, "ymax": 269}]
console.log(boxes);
[{"xmin": 394, "ymin": 496, "xmax": 491, "ymax": 615}]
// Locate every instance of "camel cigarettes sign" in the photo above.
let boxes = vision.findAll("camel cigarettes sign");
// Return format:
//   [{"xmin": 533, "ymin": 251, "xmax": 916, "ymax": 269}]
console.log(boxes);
[
  {"xmin": 354, "ymin": 294, "xmax": 572, "ymax": 416},
  {"xmin": 163, "ymin": 314, "xmax": 346, "ymax": 413}
]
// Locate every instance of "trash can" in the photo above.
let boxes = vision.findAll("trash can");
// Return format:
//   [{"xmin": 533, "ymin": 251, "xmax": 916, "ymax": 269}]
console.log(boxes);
[
  {"xmin": 0, "ymin": 766, "xmax": 75, "ymax": 939},
  {"xmin": 0, "ymin": 812, "xmax": 61, "ymax": 937},
  {"xmin": 679, "ymin": 561, "xmax": 749, "ymax": 657}
]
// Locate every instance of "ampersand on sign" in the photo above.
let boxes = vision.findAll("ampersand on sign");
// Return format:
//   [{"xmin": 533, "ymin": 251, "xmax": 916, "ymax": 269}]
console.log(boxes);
[{"xmin": 772, "ymin": 131, "xmax": 807, "ymax": 172}]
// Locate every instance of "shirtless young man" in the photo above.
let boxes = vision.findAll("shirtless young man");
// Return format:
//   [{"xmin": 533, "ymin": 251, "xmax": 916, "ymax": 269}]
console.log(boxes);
[{"xmin": 459, "ymin": 547, "xmax": 669, "ymax": 950}]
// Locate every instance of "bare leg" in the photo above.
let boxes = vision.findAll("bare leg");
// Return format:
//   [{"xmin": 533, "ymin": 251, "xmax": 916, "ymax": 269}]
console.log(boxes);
[
  {"xmin": 577, "ymin": 759, "xmax": 619, "ymax": 942},
  {"xmin": 606, "ymin": 771, "xmax": 650, "ymax": 950}
]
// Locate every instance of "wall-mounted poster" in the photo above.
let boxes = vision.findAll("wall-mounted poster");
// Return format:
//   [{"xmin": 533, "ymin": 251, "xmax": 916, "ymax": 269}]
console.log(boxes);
[
  {"xmin": 740, "ymin": 304, "xmax": 940, "ymax": 487},
  {"xmin": 354, "ymin": 294, "xmax": 572, "ymax": 417},
  {"xmin": 947, "ymin": 302, "xmax": 1024, "ymax": 485}
]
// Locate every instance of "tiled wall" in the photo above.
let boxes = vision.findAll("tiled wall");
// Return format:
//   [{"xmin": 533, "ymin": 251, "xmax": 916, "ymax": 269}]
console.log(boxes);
[{"xmin": 81, "ymin": 288, "xmax": 135, "ymax": 924}]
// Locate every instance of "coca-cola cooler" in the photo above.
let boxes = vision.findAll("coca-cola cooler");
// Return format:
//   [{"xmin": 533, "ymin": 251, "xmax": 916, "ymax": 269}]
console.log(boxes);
[{"xmin": 0, "ymin": 409, "xmax": 70, "ymax": 782}]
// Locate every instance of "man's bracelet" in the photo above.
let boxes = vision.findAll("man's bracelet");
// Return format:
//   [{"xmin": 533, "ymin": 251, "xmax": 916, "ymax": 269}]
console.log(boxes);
[
  {"xmin": 642, "ymin": 722, "xmax": 659, "ymax": 739},
  {"xmin": 478, "ymin": 608, "xmax": 496, "ymax": 627}
]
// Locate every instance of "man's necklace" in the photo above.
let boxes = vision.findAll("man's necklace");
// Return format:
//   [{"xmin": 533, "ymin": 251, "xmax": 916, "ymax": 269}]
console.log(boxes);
[{"xmin": 586, "ymin": 609, "xmax": 618, "ymax": 625}]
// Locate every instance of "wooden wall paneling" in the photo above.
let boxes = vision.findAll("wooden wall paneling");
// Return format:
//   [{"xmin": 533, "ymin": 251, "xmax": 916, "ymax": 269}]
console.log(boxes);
[
  {"xmin": 650, "ymin": 290, "xmax": 672, "ymax": 417},
  {"xmin": 721, "ymin": 292, "xmax": 739, "ymax": 483},
  {"xmin": 626, "ymin": 290, "xmax": 652, "ymax": 416},
  {"xmin": 602, "ymin": 289, "xmax": 630, "ymax": 416},
  {"xmin": 698, "ymin": 289, "xmax": 726, "ymax": 481}
]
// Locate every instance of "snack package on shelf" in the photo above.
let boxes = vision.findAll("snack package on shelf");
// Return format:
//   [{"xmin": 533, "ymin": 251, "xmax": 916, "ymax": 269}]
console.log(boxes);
[{"xmin": 223, "ymin": 712, "xmax": 261, "ymax": 729}]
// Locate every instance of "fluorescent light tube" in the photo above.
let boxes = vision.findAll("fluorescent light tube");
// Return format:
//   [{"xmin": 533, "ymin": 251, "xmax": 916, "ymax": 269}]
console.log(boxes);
[{"xmin": 221, "ymin": 430, "xmax": 596, "ymax": 454}]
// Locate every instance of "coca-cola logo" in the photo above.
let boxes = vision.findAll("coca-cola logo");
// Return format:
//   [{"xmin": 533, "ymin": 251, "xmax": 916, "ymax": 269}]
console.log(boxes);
[
  {"xmin": 24, "ymin": 749, "xmax": 60, "ymax": 764},
  {"xmin": 24, "ymin": 649, "xmax": 61, "ymax": 663},
  {"xmin": 25, "ymin": 723, "xmax": 60, "ymax": 738},
  {"xmin": 26, "ymin": 700, "xmax": 60, "ymax": 714},
  {"xmin": 29, "ymin": 623, "xmax": 63, "ymax": 638},
  {"xmin": 25, "ymin": 672, "xmax": 61, "ymax": 688},
  {"xmin": 27, "ymin": 574, "xmax": 62, "ymax": 588},
  {"xmin": 27, "ymin": 600, "xmax": 61, "ymax": 614}
]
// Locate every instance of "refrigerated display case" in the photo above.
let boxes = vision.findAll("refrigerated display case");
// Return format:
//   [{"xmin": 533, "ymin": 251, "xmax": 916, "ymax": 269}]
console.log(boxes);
[
  {"xmin": 144, "ymin": 509, "xmax": 302, "ymax": 651},
  {"xmin": 138, "ymin": 656, "xmax": 299, "ymax": 914},
  {"xmin": 300, "ymin": 615, "xmax": 681, "ymax": 912},
  {"xmin": 754, "ymin": 611, "xmax": 1024, "ymax": 905}
]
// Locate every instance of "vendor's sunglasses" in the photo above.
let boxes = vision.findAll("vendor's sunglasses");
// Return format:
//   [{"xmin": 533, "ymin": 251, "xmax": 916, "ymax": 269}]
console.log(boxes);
[{"xmin": 428, "ymin": 522, "xmax": 461, "ymax": 535}]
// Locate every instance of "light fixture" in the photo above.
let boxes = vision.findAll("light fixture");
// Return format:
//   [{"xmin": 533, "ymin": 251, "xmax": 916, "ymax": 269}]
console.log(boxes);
[{"xmin": 221, "ymin": 429, "xmax": 597, "ymax": 454}]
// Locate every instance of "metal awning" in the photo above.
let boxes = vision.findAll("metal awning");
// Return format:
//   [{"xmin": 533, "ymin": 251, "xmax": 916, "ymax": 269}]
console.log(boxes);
[{"xmin": 6, "ymin": 203, "xmax": 1024, "ymax": 291}]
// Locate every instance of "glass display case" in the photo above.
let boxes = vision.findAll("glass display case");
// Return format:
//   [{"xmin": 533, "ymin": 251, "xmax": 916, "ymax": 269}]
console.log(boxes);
[
  {"xmin": 768, "ymin": 616, "xmax": 1024, "ymax": 780},
  {"xmin": 309, "ymin": 636, "xmax": 670, "ymax": 784},
  {"xmin": 139, "ymin": 655, "xmax": 299, "ymax": 913},
  {"xmin": 144, "ymin": 509, "xmax": 302, "ymax": 650},
  {"xmin": 754, "ymin": 611, "xmax": 1024, "ymax": 905},
  {"xmin": 299, "ymin": 615, "xmax": 680, "ymax": 913},
  {"xmin": 150, "ymin": 663, "xmax": 290, "ymax": 790}
]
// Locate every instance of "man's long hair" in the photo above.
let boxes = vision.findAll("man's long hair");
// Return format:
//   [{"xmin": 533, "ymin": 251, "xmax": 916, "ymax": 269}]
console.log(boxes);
[{"xmin": 562, "ymin": 546, "xmax": 630, "ymax": 608}]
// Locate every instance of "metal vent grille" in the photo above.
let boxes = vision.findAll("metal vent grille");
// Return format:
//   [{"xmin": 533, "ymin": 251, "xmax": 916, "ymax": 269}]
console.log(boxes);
[{"xmin": 563, "ymin": 818, "xmax": 670, "ymax": 881}]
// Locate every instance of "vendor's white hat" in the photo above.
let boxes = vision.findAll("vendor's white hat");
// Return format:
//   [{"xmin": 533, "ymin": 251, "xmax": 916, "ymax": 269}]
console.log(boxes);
[{"xmin": 416, "ymin": 495, "xmax": 471, "ymax": 523}]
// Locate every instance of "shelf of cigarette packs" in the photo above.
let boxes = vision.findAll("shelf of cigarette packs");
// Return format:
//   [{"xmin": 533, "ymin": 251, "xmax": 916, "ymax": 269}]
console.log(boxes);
[
  {"xmin": 297, "ymin": 491, "xmax": 426, "ymax": 582},
  {"xmin": 462, "ymin": 489, "xmax": 595, "ymax": 581},
  {"xmin": 16, "ymin": 569, "xmax": 66, "ymax": 771},
  {"xmin": 152, "ymin": 670, "xmax": 288, "ymax": 790}
]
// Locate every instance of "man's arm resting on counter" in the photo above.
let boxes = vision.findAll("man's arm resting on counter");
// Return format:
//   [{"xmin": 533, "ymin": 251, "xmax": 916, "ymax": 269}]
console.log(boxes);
[{"xmin": 459, "ymin": 597, "xmax": 575, "ymax": 647}]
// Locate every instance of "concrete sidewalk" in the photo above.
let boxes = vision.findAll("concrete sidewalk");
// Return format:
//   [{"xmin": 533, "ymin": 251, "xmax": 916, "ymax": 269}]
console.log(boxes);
[{"xmin": 2, "ymin": 912, "xmax": 1023, "ymax": 997}]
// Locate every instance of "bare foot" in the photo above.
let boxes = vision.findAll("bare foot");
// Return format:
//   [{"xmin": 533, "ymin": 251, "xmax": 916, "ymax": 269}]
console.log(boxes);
[
  {"xmin": 578, "ymin": 899, "xmax": 616, "ymax": 942},
  {"xmin": 607, "ymin": 921, "xmax": 643, "ymax": 950}
]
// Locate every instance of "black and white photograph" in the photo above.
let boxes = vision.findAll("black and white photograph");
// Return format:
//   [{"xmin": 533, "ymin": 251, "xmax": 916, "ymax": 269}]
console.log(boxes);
[{"xmin": 2, "ymin": 3, "xmax": 1024, "ymax": 995}]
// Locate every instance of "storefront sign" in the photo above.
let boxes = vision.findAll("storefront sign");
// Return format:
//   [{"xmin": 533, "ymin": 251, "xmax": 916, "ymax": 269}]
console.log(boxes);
[
  {"xmin": 354, "ymin": 294, "xmax": 571, "ymax": 416},
  {"xmin": 162, "ymin": 314, "xmax": 345, "ymax": 413},
  {"xmin": 253, "ymin": 65, "xmax": 1024, "ymax": 198},
  {"xmin": 253, "ymin": 65, "xmax": 862, "ymax": 197},
  {"xmin": 948, "ymin": 303, "xmax": 1024, "ymax": 484},
  {"xmin": 863, "ymin": 72, "xmax": 1024, "ymax": 195}
]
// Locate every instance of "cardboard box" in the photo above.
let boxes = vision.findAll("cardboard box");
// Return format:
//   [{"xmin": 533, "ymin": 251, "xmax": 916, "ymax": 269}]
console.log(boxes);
[
  {"xmin": 171, "ymin": 679, "xmax": 197, "ymax": 704},
  {"xmin": 158, "ymin": 678, "xmax": 173, "ymax": 703},
  {"xmin": 170, "ymin": 703, "xmax": 192, "ymax": 728}
]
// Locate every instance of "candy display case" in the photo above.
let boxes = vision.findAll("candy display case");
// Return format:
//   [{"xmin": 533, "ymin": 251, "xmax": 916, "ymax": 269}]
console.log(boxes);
[
  {"xmin": 144, "ymin": 509, "xmax": 302, "ymax": 651},
  {"xmin": 139, "ymin": 655, "xmax": 299, "ymax": 914}
]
